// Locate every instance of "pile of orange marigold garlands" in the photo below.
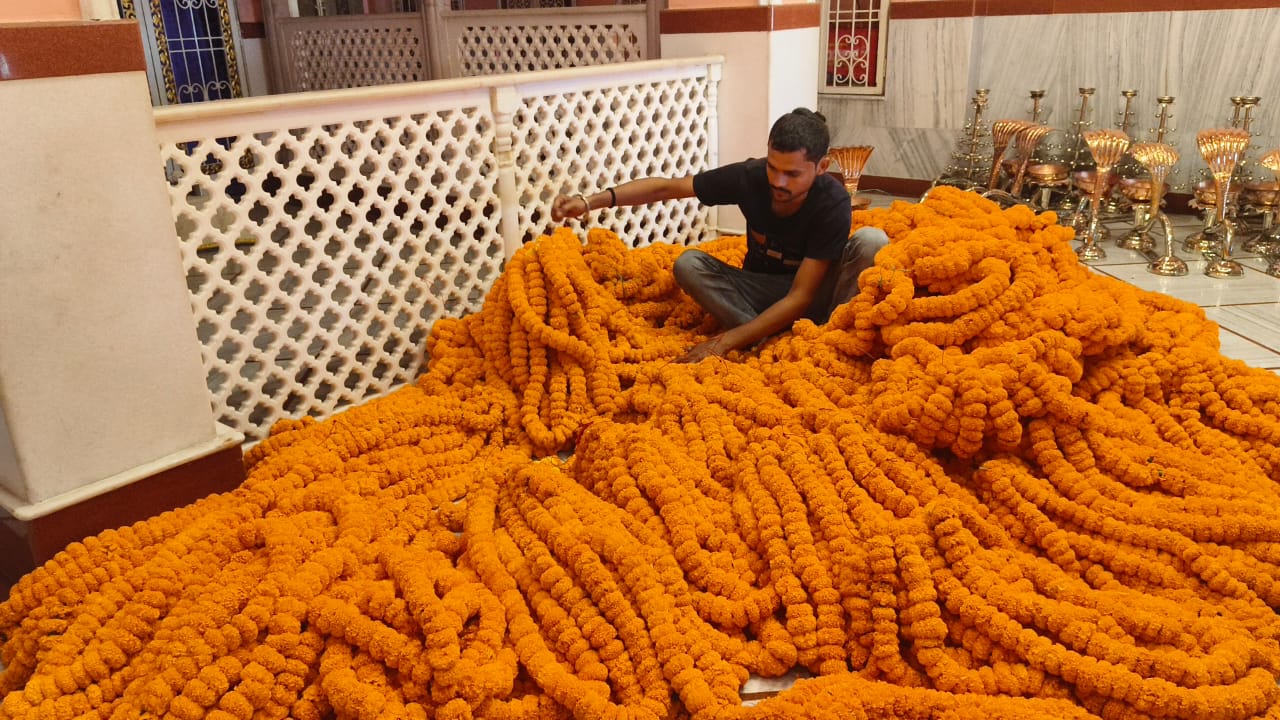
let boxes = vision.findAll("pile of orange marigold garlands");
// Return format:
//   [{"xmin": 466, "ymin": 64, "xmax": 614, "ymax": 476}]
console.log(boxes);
[{"xmin": 5, "ymin": 185, "xmax": 1280, "ymax": 720}]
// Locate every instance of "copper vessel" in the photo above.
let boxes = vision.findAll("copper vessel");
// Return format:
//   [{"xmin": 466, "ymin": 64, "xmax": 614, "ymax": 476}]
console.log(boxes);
[
  {"xmin": 1242, "ymin": 181, "xmax": 1280, "ymax": 208},
  {"xmin": 1250, "ymin": 149, "xmax": 1280, "ymax": 270},
  {"xmin": 1072, "ymin": 169, "xmax": 1114, "ymax": 196},
  {"xmin": 1191, "ymin": 178, "xmax": 1219, "ymax": 208},
  {"xmin": 1027, "ymin": 163, "xmax": 1069, "ymax": 183},
  {"xmin": 1117, "ymin": 178, "xmax": 1169, "ymax": 203}
]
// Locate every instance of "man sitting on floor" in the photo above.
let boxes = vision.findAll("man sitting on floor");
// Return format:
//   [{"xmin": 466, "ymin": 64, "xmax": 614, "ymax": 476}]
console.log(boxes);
[{"xmin": 552, "ymin": 107, "xmax": 889, "ymax": 362}]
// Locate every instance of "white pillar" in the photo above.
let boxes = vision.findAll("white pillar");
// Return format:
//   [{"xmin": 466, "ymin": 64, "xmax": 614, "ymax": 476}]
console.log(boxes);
[
  {"xmin": 0, "ymin": 20, "xmax": 240, "ymax": 527},
  {"xmin": 660, "ymin": 3, "xmax": 822, "ymax": 234}
]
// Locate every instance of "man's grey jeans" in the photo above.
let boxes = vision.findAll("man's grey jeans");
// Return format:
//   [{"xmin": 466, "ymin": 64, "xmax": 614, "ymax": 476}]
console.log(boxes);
[{"xmin": 672, "ymin": 226, "xmax": 891, "ymax": 328}]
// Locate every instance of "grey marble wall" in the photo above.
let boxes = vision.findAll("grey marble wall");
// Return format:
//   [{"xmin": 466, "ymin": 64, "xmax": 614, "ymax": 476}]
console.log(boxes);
[
  {"xmin": 820, "ymin": 8, "xmax": 1280, "ymax": 191},
  {"xmin": 821, "ymin": 16, "xmax": 975, "ymax": 181}
]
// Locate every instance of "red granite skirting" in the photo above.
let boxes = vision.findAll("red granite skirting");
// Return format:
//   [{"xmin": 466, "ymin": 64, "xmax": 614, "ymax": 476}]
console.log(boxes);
[
  {"xmin": 0, "ymin": 443, "xmax": 245, "ymax": 589},
  {"xmin": 860, "ymin": 175, "xmax": 932, "ymax": 198},
  {"xmin": 858, "ymin": 175, "xmax": 1195, "ymax": 216},
  {"xmin": 0, "ymin": 20, "xmax": 145, "ymax": 81},
  {"xmin": 891, "ymin": 0, "xmax": 1280, "ymax": 19},
  {"xmin": 660, "ymin": 4, "xmax": 821, "ymax": 34},
  {"xmin": 890, "ymin": 1, "xmax": 978, "ymax": 20}
]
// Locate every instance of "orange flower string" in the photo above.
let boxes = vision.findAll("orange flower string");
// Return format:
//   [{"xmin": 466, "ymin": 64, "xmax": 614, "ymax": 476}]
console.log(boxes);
[{"xmin": 4, "ymin": 187, "xmax": 1280, "ymax": 719}]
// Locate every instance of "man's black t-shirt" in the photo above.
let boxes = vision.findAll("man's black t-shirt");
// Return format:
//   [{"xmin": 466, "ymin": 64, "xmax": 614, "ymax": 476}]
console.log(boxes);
[{"xmin": 692, "ymin": 158, "xmax": 851, "ymax": 275}]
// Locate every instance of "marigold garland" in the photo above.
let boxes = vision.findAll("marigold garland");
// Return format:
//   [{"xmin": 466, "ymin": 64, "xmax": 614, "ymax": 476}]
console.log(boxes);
[{"xmin": 4, "ymin": 187, "xmax": 1280, "ymax": 719}]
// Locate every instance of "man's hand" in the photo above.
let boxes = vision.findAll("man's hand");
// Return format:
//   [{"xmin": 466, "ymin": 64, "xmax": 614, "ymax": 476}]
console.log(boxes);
[
  {"xmin": 678, "ymin": 334, "xmax": 734, "ymax": 363},
  {"xmin": 550, "ymin": 179, "xmax": 696, "ymax": 223},
  {"xmin": 551, "ymin": 194, "xmax": 589, "ymax": 222}
]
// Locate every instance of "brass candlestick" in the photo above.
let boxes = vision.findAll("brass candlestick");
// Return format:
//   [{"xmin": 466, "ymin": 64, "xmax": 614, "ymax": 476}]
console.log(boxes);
[
  {"xmin": 1258, "ymin": 149, "xmax": 1280, "ymax": 277},
  {"xmin": 1117, "ymin": 97, "xmax": 1169, "ymax": 252},
  {"xmin": 1141, "ymin": 96, "xmax": 1177, "ymax": 245},
  {"xmin": 931, "ymin": 89, "xmax": 992, "ymax": 193},
  {"xmin": 828, "ymin": 145, "xmax": 874, "ymax": 206},
  {"xmin": 1132, "ymin": 143, "xmax": 1185, "ymax": 276},
  {"xmin": 1077, "ymin": 129, "xmax": 1131, "ymax": 262},
  {"xmin": 1197, "ymin": 128, "xmax": 1251, "ymax": 278},
  {"xmin": 1029, "ymin": 89, "xmax": 1048, "ymax": 123},
  {"xmin": 1235, "ymin": 96, "xmax": 1263, "ymax": 204},
  {"xmin": 1009, "ymin": 124, "xmax": 1055, "ymax": 197},
  {"xmin": 1152, "ymin": 96, "xmax": 1175, "ymax": 144},
  {"xmin": 1067, "ymin": 87, "xmax": 1097, "ymax": 170},
  {"xmin": 1230, "ymin": 96, "xmax": 1246, "ymax": 128},
  {"xmin": 1058, "ymin": 88, "xmax": 1097, "ymax": 217},
  {"xmin": 1117, "ymin": 90, "xmax": 1139, "ymax": 136},
  {"xmin": 1241, "ymin": 97, "xmax": 1261, "ymax": 132},
  {"xmin": 988, "ymin": 120, "xmax": 1033, "ymax": 190},
  {"xmin": 1106, "ymin": 90, "xmax": 1142, "ymax": 215}
]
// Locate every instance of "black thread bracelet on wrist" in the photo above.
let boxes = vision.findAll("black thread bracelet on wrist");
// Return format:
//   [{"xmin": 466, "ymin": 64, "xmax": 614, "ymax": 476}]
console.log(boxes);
[{"xmin": 607, "ymin": 187, "xmax": 618, "ymax": 207}]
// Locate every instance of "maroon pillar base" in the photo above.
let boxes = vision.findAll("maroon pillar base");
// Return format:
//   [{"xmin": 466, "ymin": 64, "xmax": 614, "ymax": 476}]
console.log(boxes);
[{"xmin": 0, "ymin": 443, "xmax": 246, "ymax": 594}]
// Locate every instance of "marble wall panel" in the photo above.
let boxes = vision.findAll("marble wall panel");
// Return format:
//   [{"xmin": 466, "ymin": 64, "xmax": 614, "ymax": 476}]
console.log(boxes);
[
  {"xmin": 819, "ymin": 16, "xmax": 976, "ymax": 132},
  {"xmin": 828, "ymin": 126, "xmax": 959, "ymax": 180},
  {"xmin": 821, "ymin": 8, "xmax": 1280, "ymax": 190}
]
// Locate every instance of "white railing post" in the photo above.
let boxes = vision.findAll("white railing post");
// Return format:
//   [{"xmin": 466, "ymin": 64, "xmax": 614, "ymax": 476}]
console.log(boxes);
[
  {"xmin": 646, "ymin": 0, "xmax": 663, "ymax": 59},
  {"xmin": 263, "ymin": 0, "xmax": 294, "ymax": 94},
  {"xmin": 492, "ymin": 84, "xmax": 523, "ymax": 264},
  {"xmin": 421, "ymin": 0, "xmax": 446, "ymax": 80},
  {"xmin": 707, "ymin": 61, "xmax": 721, "ymax": 234}
]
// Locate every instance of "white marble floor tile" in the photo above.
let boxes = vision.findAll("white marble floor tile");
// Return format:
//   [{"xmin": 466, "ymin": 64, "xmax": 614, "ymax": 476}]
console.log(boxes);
[
  {"xmin": 1078, "ymin": 239, "xmax": 1158, "ymax": 267},
  {"xmin": 1095, "ymin": 260, "xmax": 1280, "ymax": 307},
  {"xmin": 1203, "ymin": 305, "xmax": 1280, "ymax": 354},
  {"xmin": 741, "ymin": 668, "xmax": 807, "ymax": 699},
  {"xmin": 863, "ymin": 190, "xmax": 905, "ymax": 210},
  {"xmin": 1168, "ymin": 215, "xmax": 1210, "ymax": 232},
  {"xmin": 741, "ymin": 668, "xmax": 808, "ymax": 694},
  {"xmin": 1215, "ymin": 328, "xmax": 1280, "ymax": 369},
  {"xmin": 1240, "ymin": 256, "xmax": 1279, "ymax": 274},
  {"xmin": 1041, "ymin": 223, "xmax": 1265, "ymax": 269}
]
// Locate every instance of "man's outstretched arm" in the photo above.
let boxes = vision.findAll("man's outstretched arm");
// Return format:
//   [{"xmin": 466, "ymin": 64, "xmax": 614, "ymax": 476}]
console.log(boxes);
[
  {"xmin": 551, "ymin": 176, "xmax": 697, "ymax": 221},
  {"xmin": 680, "ymin": 257, "xmax": 830, "ymax": 363}
]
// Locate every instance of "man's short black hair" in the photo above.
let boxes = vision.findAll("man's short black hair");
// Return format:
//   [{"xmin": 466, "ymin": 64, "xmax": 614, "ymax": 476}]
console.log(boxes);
[{"xmin": 768, "ymin": 108, "xmax": 831, "ymax": 163}]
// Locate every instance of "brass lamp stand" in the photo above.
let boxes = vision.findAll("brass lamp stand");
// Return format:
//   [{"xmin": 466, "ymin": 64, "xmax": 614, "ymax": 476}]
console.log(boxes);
[
  {"xmin": 1196, "ymin": 128, "xmax": 1251, "ymax": 278},
  {"xmin": 1131, "ymin": 142, "xmax": 1185, "ymax": 276},
  {"xmin": 1076, "ymin": 129, "xmax": 1130, "ymax": 263}
]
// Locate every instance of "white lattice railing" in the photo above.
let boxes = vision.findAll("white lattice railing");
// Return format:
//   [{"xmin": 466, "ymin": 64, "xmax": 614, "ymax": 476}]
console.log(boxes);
[
  {"xmin": 152, "ymin": 57, "xmax": 722, "ymax": 440},
  {"xmin": 275, "ymin": 13, "xmax": 429, "ymax": 92},
  {"xmin": 439, "ymin": 6, "xmax": 648, "ymax": 78}
]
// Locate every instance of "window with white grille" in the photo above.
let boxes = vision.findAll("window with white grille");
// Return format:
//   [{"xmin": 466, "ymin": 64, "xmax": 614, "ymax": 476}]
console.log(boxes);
[{"xmin": 820, "ymin": 0, "xmax": 888, "ymax": 95}]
